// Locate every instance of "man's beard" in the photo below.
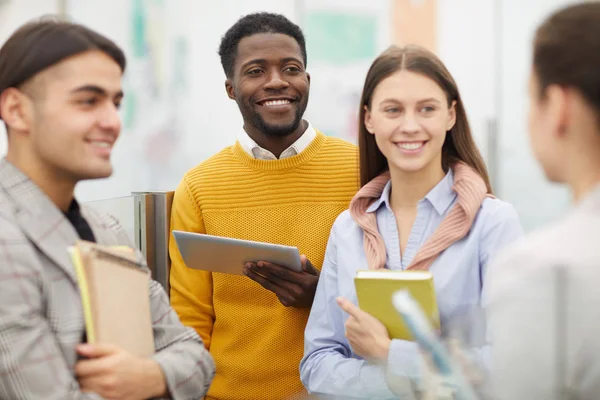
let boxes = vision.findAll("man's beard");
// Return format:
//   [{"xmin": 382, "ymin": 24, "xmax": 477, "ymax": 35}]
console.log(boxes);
[{"xmin": 248, "ymin": 97, "xmax": 308, "ymax": 137}]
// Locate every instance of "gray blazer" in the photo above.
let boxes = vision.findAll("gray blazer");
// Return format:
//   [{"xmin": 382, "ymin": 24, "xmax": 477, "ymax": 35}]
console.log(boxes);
[
  {"xmin": 487, "ymin": 184, "xmax": 600, "ymax": 400},
  {"xmin": 0, "ymin": 159, "xmax": 215, "ymax": 400}
]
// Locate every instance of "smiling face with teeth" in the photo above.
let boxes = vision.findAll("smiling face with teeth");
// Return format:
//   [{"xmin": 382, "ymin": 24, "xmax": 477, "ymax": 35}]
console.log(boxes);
[
  {"xmin": 3, "ymin": 50, "xmax": 123, "ymax": 185},
  {"xmin": 364, "ymin": 70, "xmax": 456, "ymax": 177},
  {"xmin": 226, "ymin": 33, "xmax": 310, "ymax": 143}
]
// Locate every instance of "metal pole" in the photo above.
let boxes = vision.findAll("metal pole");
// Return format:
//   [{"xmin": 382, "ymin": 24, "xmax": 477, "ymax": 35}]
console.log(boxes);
[
  {"xmin": 492, "ymin": 0, "xmax": 503, "ymax": 195},
  {"xmin": 132, "ymin": 191, "xmax": 174, "ymax": 295},
  {"xmin": 57, "ymin": 0, "xmax": 68, "ymax": 17}
]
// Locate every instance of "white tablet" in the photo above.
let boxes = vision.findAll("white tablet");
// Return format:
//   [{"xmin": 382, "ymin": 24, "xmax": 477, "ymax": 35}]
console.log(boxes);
[{"xmin": 172, "ymin": 230, "xmax": 302, "ymax": 276}]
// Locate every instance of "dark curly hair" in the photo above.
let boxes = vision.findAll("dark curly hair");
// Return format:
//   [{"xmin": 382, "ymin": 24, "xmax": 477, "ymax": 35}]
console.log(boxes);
[{"xmin": 218, "ymin": 12, "xmax": 307, "ymax": 78}]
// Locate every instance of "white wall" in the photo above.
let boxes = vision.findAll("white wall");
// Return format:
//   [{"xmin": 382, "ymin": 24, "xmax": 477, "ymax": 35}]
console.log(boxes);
[
  {"xmin": 437, "ymin": 0, "xmax": 496, "ymax": 179},
  {"xmin": 437, "ymin": 0, "xmax": 581, "ymax": 231},
  {"xmin": 0, "ymin": 0, "xmax": 58, "ymax": 39},
  {"xmin": 496, "ymin": 0, "xmax": 579, "ymax": 231}
]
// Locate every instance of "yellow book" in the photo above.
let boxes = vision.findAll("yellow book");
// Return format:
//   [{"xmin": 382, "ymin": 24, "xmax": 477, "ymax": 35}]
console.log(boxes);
[
  {"xmin": 69, "ymin": 245, "xmax": 96, "ymax": 342},
  {"xmin": 354, "ymin": 270, "xmax": 440, "ymax": 341}
]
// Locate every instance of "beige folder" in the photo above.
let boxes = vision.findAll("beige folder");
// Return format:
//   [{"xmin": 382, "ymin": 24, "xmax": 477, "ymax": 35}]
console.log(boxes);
[{"xmin": 70, "ymin": 241, "xmax": 155, "ymax": 357}]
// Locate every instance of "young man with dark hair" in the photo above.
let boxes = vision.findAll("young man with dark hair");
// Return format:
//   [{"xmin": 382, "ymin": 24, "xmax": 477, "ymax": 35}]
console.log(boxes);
[
  {"xmin": 0, "ymin": 17, "xmax": 215, "ymax": 399},
  {"xmin": 169, "ymin": 12, "xmax": 359, "ymax": 400}
]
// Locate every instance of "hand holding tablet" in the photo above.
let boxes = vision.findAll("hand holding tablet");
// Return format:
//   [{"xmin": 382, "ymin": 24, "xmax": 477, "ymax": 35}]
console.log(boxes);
[{"xmin": 172, "ymin": 230, "xmax": 320, "ymax": 308}]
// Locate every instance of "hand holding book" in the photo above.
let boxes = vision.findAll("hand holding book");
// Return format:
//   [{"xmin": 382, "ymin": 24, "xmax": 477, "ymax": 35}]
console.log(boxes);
[{"xmin": 336, "ymin": 297, "xmax": 392, "ymax": 362}]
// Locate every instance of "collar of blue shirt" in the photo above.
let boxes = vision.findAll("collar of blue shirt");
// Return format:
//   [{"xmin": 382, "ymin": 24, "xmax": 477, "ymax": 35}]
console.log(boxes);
[{"xmin": 366, "ymin": 169, "xmax": 457, "ymax": 216}]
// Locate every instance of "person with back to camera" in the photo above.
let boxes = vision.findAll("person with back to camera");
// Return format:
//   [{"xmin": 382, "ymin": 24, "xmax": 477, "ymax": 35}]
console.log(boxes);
[{"xmin": 487, "ymin": 3, "xmax": 600, "ymax": 399}]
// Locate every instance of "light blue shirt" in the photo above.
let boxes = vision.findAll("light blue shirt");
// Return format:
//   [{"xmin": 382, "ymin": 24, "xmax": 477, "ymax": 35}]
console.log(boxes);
[{"xmin": 300, "ymin": 170, "xmax": 523, "ymax": 399}]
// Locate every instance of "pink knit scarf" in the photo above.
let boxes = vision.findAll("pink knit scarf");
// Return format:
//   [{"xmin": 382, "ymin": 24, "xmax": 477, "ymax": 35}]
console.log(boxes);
[{"xmin": 349, "ymin": 162, "xmax": 490, "ymax": 270}]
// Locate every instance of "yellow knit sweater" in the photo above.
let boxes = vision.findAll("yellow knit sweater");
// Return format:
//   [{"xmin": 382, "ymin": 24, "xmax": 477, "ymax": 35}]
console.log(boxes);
[{"xmin": 169, "ymin": 132, "xmax": 359, "ymax": 400}]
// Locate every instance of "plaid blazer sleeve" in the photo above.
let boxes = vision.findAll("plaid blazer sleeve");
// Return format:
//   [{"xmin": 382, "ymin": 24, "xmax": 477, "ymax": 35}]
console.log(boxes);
[
  {"xmin": 89, "ymin": 208, "xmax": 216, "ymax": 399},
  {"xmin": 0, "ymin": 214, "xmax": 101, "ymax": 400},
  {"xmin": 149, "ymin": 280, "xmax": 216, "ymax": 400}
]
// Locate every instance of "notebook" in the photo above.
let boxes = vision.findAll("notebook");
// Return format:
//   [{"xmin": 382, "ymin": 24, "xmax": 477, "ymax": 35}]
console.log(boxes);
[
  {"xmin": 69, "ymin": 241, "xmax": 155, "ymax": 357},
  {"xmin": 354, "ymin": 270, "xmax": 439, "ymax": 341}
]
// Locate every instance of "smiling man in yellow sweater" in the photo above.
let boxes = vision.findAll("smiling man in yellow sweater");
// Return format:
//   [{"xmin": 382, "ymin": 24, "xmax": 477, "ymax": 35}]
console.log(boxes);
[{"xmin": 168, "ymin": 12, "xmax": 358, "ymax": 400}]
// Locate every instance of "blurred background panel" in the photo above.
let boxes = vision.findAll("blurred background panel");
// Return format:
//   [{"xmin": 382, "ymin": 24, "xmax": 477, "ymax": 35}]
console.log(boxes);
[{"xmin": 0, "ymin": 0, "xmax": 584, "ymax": 231}]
